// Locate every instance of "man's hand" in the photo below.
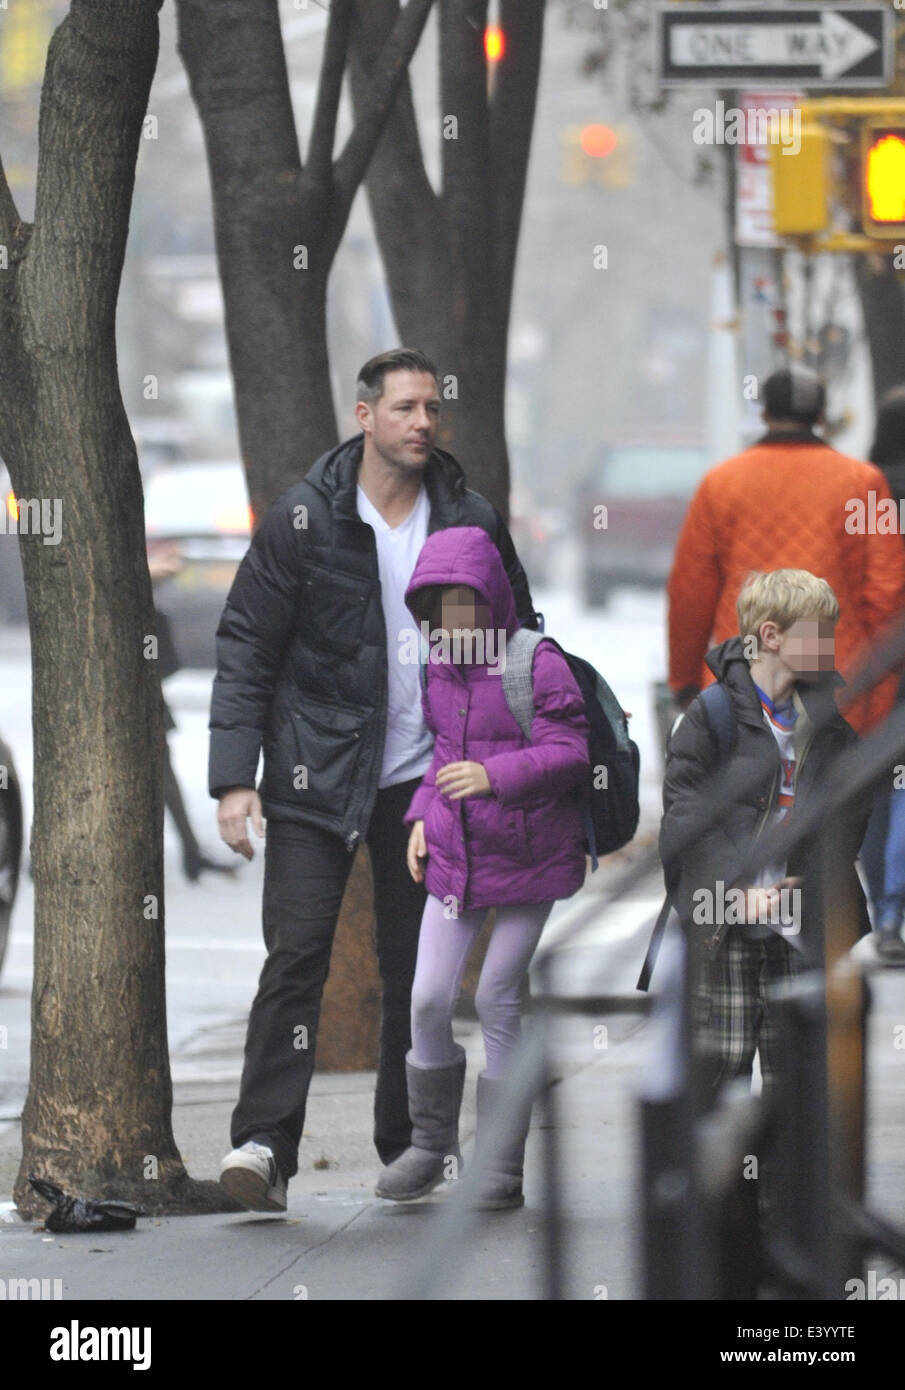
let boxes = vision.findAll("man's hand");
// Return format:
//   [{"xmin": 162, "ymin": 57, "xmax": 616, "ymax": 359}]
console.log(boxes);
[
  {"xmin": 407, "ymin": 819, "xmax": 427, "ymax": 882},
  {"xmin": 436, "ymin": 761, "xmax": 492, "ymax": 800},
  {"xmin": 217, "ymin": 788, "xmax": 265, "ymax": 860}
]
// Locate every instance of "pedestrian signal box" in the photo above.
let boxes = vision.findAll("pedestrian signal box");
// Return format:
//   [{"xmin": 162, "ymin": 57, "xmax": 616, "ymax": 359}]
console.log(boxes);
[
  {"xmin": 769, "ymin": 124, "xmax": 830, "ymax": 236},
  {"xmin": 861, "ymin": 123, "xmax": 905, "ymax": 237}
]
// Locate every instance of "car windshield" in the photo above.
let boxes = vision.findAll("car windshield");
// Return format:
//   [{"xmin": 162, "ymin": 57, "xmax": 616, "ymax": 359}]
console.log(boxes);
[{"xmin": 598, "ymin": 446, "xmax": 708, "ymax": 499}]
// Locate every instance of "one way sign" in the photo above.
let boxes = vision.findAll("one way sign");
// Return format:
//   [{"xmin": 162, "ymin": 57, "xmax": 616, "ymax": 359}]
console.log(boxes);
[{"xmin": 658, "ymin": 6, "xmax": 891, "ymax": 90}]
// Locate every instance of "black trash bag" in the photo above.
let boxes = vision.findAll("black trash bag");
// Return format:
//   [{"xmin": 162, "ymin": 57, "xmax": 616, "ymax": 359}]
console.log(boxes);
[{"xmin": 28, "ymin": 1176, "xmax": 144, "ymax": 1233}]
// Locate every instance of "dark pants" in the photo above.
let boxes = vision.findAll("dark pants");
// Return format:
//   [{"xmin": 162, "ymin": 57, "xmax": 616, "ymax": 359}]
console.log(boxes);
[{"xmin": 229, "ymin": 777, "xmax": 426, "ymax": 1180}]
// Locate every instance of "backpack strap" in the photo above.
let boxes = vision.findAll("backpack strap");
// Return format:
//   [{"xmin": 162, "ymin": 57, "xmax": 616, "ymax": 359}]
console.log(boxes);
[
  {"xmin": 698, "ymin": 681, "xmax": 736, "ymax": 762},
  {"xmin": 502, "ymin": 630, "xmax": 601, "ymax": 869},
  {"xmin": 636, "ymin": 892, "xmax": 676, "ymax": 993},
  {"xmin": 500, "ymin": 628, "xmax": 546, "ymax": 739}
]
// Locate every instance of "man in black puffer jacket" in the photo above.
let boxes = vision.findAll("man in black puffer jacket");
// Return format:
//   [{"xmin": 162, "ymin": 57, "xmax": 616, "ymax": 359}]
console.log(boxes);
[
  {"xmin": 660, "ymin": 569, "xmax": 871, "ymax": 1096},
  {"xmin": 208, "ymin": 348, "xmax": 538, "ymax": 1211}
]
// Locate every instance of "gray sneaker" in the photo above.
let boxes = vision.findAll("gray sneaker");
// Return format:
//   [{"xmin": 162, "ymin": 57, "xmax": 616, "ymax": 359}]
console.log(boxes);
[{"xmin": 219, "ymin": 1141, "xmax": 287, "ymax": 1212}]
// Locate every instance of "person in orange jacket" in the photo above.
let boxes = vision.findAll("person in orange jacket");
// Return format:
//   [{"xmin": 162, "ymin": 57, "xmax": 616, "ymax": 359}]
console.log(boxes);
[{"xmin": 667, "ymin": 366, "xmax": 905, "ymax": 739}]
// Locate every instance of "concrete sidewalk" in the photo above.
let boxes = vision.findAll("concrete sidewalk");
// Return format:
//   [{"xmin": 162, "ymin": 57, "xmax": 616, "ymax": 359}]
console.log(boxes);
[
  {"xmin": 0, "ymin": 887, "xmax": 659, "ymax": 1302},
  {"xmin": 0, "ymin": 1007, "xmax": 644, "ymax": 1301},
  {"xmin": 2, "ymin": 909, "xmax": 904, "ymax": 1301}
]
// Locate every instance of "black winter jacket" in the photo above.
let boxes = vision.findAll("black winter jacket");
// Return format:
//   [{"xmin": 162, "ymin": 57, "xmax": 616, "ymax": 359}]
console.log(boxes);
[
  {"xmin": 660, "ymin": 637, "xmax": 871, "ymax": 954},
  {"xmin": 207, "ymin": 434, "xmax": 538, "ymax": 850}
]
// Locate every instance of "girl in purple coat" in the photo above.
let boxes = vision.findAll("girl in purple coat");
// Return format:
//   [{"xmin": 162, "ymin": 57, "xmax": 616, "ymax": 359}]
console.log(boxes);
[{"xmin": 375, "ymin": 526, "xmax": 589, "ymax": 1209}]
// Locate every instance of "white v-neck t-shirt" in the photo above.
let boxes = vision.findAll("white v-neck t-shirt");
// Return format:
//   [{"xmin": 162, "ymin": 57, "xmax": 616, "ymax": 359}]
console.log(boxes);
[{"xmin": 356, "ymin": 482, "xmax": 434, "ymax": 789}]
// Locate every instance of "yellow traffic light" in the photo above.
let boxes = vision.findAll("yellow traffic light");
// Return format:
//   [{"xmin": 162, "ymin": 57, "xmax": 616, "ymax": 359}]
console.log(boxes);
[
  {"xmin": 769, "ymin": 123, "xmax": 830, "ymax": 236},
  {"xmin": 0, "ymin": 1, "xmax": 52, "ymax": 93},
  {"xmin": 862, "ymin": 124, "xmax": 905, "ymax": 236}
]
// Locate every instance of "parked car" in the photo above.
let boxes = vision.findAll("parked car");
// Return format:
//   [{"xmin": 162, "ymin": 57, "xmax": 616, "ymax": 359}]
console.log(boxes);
[
  {"xmin": 145, "ymin": 461, "xmax": 252, "ymax": 671},
  {"xmin": 0, "ymin": 732, "xmax": 23, "ymax": 978},
  {"xmin": 576, "ymin": 428, "xmax": 709, "ymax": 607}
]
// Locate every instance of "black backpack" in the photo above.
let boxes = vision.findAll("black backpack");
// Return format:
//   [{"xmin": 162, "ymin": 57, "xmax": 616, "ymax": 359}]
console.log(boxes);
[{"xmin": 500, "ymin": 630, "xmax": 641, "ymax": 870}]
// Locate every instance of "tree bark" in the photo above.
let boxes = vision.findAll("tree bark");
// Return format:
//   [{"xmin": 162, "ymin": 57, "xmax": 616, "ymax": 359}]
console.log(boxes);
[
  {"xmin": 853, "ymin": 253, "xmax": 905, "ymax": 408},
  {"xmin": 0, "ymin": 0, "xmax": 228, "ymax": 1217},
  {"xmin": 349, "ymin": 0, "xmax": 546, "ymax": 518},
  {"xmin": 176, "ymin": 0, "xmax": 436, "ymax": 519}
]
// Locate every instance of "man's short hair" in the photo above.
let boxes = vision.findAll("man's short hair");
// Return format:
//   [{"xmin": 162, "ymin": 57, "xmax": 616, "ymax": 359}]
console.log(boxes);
[
  {"xmin": 762, "ymin": 365, "xmax": 826, "ymax": 428},
  {"xmin": 356, "ymin": 348, "xmax": 439, "ymax": 404},
  {"xmin": 737, "ymin": 569, "xmax": 839, "ymax": 650}
]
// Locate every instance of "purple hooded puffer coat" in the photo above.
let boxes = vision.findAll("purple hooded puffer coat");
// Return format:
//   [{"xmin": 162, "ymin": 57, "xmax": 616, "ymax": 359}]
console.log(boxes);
[{"xmin": 403, "ymin": 526, "xmax": 590, "ymax": 910}]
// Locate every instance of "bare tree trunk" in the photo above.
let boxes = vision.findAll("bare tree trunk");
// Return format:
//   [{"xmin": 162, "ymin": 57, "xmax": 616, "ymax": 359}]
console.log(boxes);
[
  {"xmin": 176, "ymin": 0, "xmax": 436, "ymax": 518},
  {"xmin": 349, "ymin": 0, "xmax": 546, "ymax": 518},
  {"xmin": 854, "ymin": 253, "xmax": 905, "ymax": 409},
  {"xmin": 0, "ymin": 0, "xmax": 226, "ymax": 1217}
]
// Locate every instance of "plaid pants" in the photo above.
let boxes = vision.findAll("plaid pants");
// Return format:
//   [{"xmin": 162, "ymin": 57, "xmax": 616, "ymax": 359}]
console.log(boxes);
[{"xmin": 693, "ymin": 926, "xmax": 801, "ymax": 1092}]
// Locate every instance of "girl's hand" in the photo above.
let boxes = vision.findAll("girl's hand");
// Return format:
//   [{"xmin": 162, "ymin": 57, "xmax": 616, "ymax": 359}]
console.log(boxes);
[
  {"xmin": 436, "ymin": 761, "xmax": 491, "ymax": 800},
  {"xmin": 407, "ymin": 820, "xmax": 428, "ymax": 882}
]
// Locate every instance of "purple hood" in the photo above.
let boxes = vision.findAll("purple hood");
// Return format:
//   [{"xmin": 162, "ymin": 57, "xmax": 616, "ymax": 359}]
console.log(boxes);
[{"xmin": 405, "ymin": 525, "xmax": 520, "ymax": 638}]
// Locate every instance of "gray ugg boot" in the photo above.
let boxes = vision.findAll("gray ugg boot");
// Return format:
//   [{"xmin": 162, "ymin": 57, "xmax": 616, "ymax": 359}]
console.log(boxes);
[
  {"xmin": 472, "ymin": 1071, "xmax": 532, "ymax": 1210},
  {"xmin": 374, "ymin": 1047, "xmax": 466, "ymax": 1201}
]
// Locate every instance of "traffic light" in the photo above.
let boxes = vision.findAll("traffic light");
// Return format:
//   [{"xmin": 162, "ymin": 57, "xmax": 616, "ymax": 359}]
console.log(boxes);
[
  {"xmin": 561, "ymin": 125, "xmax": 633, "ymax": 188},
  {"xmin": 579, "ymin": 124, "xmax": 619, "ymax": 160},
  {"xmin": 768, "ymin": 124, "xmax": 830, "ymax": 236},
  {"xmin": 484, "ymin": 25, "xmax": 505, "ymax": 64},
  {"xmin": 766, "ymin": 100, "xmax": 905, "ymax": 252},
  {"xmin": 861, "ymin": 122, "xmax": 905, "ymax": 237}
]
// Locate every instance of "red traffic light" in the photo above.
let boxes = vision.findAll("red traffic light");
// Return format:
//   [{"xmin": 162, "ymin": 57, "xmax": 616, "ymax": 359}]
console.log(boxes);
[{"xmin": 579, "ymin": 124, "xmax": 619, "ymax": 159}]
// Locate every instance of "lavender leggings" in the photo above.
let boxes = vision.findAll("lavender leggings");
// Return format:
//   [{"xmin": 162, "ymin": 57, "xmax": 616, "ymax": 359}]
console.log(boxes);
[{"xmin": 410, "ymin": 894, "xmax": 554, "ymax": 1078}]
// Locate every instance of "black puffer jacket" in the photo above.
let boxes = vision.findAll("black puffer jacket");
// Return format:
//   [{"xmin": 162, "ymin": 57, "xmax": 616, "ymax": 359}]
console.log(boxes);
[
  {"xmin": 208, "ymin": 434, "xmax": 538, "ymax": 850},
  {"xmin": 660, "ymin": 637, "xmax": 871, "ymax": 952}
]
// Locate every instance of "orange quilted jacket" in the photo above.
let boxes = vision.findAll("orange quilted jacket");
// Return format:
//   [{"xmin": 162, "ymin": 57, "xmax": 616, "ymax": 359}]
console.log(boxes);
[{"xmin": 667, "ymin": 435, "xmax": 905, "ymax": 735}]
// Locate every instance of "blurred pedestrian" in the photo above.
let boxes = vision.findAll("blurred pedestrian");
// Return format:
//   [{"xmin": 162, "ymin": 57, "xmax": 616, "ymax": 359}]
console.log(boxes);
[
  {"xmin": 667, "ymin": 366, "xmax": 905, "ymax": 955},
  {"xmin": 374, "ymin": 527, "xmax": 589, "ymax": 1209},
  {"xmin": 210, "ymin": 349, "xmax": 538, "ymax": 1212}
]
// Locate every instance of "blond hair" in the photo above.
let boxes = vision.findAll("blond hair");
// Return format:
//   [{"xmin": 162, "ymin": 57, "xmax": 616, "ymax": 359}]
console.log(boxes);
[{"xmin": 737, "ymin": 569, "xmax": 839, "ymax": 652}]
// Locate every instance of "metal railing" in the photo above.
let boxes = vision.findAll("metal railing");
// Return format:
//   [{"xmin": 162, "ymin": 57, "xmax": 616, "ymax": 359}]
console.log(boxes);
[{"xmin": 392, "ymin": 617, "xmax": 905, "ymax": 1300}]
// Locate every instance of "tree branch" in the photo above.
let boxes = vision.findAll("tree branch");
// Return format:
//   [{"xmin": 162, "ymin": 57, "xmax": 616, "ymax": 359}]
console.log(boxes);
[
  {"xmin": 176, "ymin": 0, "xmax": 302, "ymax": 184},
  {"xmin": 438, "ymin": 0, "xmax": 493, "ymax": 321},
  {"xmin": 347, "ymin": 0, "xmax": 442, "ymax": 328},
  {"xmin": 334, "ymin": 0, "xmax": 435, "ymax": 213},
  {"xmin": 490, "ymin": 0, "xmax": 545, "ymax": 312},
  {"xmin": 306, "ymin": 0, "xmax": 354, "ymax": 186},
  {"xmin": 439, "ymin": 0, "xmax": 490, "ymax": 217},
  {"xmin": 0, "ymin": 150, "xmax": 23, "ymax": 247}
]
